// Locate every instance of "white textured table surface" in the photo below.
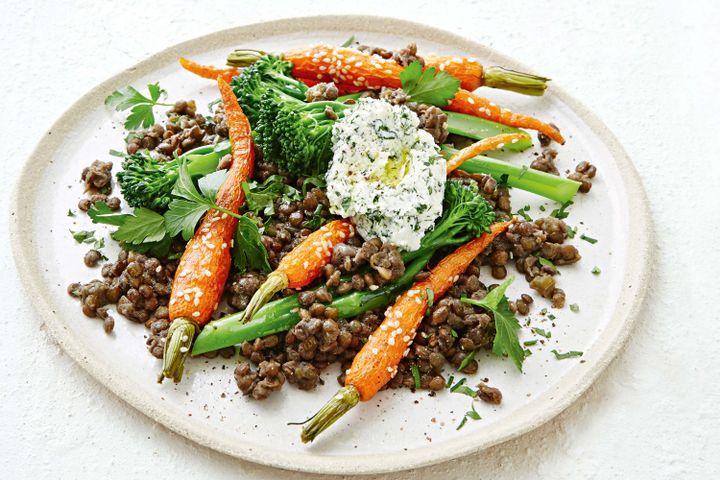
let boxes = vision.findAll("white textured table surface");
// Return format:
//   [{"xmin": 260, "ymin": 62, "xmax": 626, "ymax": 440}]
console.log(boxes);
[{"xmin": 1, "ymin": 1, "xmax": 718, "ymax": 478}]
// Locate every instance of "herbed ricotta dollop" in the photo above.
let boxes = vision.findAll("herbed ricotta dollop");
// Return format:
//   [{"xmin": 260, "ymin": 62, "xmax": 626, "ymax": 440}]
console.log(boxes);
[{"xmin": 325, "ymin": 99, "xmax": 446, "ymax": 251}]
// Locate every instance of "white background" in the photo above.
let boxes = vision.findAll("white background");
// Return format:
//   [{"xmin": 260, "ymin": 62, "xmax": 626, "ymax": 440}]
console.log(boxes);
[{"xmin": 1, "ymin": 1, "xmax": 718, "ymax": 478}]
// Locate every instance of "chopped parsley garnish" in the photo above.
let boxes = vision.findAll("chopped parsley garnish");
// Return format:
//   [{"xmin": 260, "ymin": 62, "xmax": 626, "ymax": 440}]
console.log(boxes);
[
  {"xmin": 567, "ymin": 226, "xmax": 577, "ymax": 238},
  {"xmin": 550, "ymin": 200, "xmax": 573, "ymax": 220},
  {"xmin": 536, "ymin": 255, "xmax": 556, "ymax": 269},
  {"xmin": 532, "ymin": 327, "xmax": 552, "ymax": 339},
  {"xmin": 426, "ymin": 288, "xmax": 435, "ymax": 308},
  {"xmin": 451, "ymin": 383, "xmax": 477, "ymax": 398},
  {"xmin": 580, "ymin": 234, "xmax": 598, "ymax": 244},
  {"xmin": 456, "ymin": 403, "xmax": 482, "ymax": 430},
  {"xmin": 551, "ymin": 349, "xmax": 583, "ymax": 360},
  {"xmin": 523, "ymin": 339, "xmax": 538, "ymax": 346},
  {"xmin": 515, "ymin": 205, "xmax": 533, "ymax": 222},
  {"xmin": 67, "ymin": 209, "xmax": 76, "ymax": 217},
  {"xmin": 569, "ymin": 303, "xmax": 580, "ymax": 312},
  {"xmin": 592, "ymin": 266, "xmax": 601, "ymax": 275},
  {"xmin": 547, "ymin": 313, "xmax": 556, "ymax": 321},
  {"xmin": 340, "ymin": 35, "xmax": 356, "ymax": 48},
  {"xmin": 410, "ymin": 365, "xmax": 421, "ymax": 389},
  {"xmin": 450, "ymin": 329, "xmax": 458, "ymax": 338},
  {"xmin": 458, "ymin": 350, "xmax": 476, "ymax": 372}
]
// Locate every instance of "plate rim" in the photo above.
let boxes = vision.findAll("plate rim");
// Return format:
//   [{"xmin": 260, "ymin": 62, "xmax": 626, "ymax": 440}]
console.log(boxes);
[{"xmin": 9, "ymin": 14, "xmax": 654, "ymax": 475}]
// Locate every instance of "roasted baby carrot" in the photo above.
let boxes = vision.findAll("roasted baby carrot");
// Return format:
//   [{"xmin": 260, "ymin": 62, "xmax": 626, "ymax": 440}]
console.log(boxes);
[
  {"xmin": 299, "ymin": 220, "xmax": 513, "ymax": 442},
  {"xmin": 179, "ymin": 57, "xmax": 240, "ymax": 83},
  {"xmin": 447, "ymin": 88, "xmax": 565, "ymax": 144},
  {"xmin": 238, "ymin": 219, "xmax": 355, "ymax": 323},
  {"xmin": 424, "ymin": 55, "xmax": 550, "ymax": 95},
  {"xmin": 284, "ymin": 45, "xmax": 563, "ymax": 143},
  {"xmin": 445, "ymin": 133, "xmax": 530, "ymax": 174},
  {"xmin": 158, "ymin": 77, "xmax": 254, "ymax": 383}
]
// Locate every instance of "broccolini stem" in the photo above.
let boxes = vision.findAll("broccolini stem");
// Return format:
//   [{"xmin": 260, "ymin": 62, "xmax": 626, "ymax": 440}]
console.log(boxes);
[
  {"xmin": 441, "ymin": 145, "xmax": 581, "ymax": 204},
  {"xmin": 191, "ymin": 253, "xmax": 432, "ymax": 355},
  {"xmin": 299, "ymin": 386, "xmax": 360, "ymax": 443},
  {"xmin": 483, "ymin": 66, "xmax": 550, "ymax": 96}
]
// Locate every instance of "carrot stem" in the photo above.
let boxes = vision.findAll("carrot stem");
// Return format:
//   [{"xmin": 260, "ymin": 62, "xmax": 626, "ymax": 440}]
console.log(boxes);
[
  {"xmin": 299, "ymin": 386, "xmax": 360, "ymax": 444},
  {"xmin": 158, "ymin": 318, "xmax": 198, "ymax": 383},
  {"xmin": 482, "ymin": 66, "xmax": 550, "ymax": 96},
  {"xmin": 226, "ymin": 49, "xmax": 266, "ymax": 67},
  {"xmin": 238, "ymin": 271, "xmax": 288, "ymax": 323}
]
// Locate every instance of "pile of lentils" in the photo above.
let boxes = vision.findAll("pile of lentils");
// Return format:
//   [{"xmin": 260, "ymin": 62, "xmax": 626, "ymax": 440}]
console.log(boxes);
[{"xmin": 65, "ymin": 65, "xmax": 598, "ymax": 402}]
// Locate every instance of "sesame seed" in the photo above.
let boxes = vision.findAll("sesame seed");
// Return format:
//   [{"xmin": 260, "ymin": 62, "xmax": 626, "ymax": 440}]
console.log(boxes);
[
  {"xmin": 369, "ymin": 285, "xmax": 379, "ymax": 291},
  {"xmin": 372, "ymin": 348, "xmax": 378, "ymax": 354},
  {"xmin": 322, "ymin": 57, "xmax": 330, "ymax": 63},
  {"xmin": 468, "ymin": 97, "xmax": 475, "ymax": 105},
  {"xmin": 193, "ymin": 298, "xmax": 199, "ymax": 306},
  {"xmin": 380, "ymin": 324, "xmax": 388, "ymax": 331},
  {"xmin": 203, "ymin": 269, "xmax": 212, "ymax": 277},
  {"xmin": 184, "ymin": 294, "xmax": 191, "ymax": 301},
  {"xmin": 192, "ymin": 311, "xmax": 200, "ymax": 317},
  {"xmin": 303, "ymin": 261, "xmax": 309, "ymax": 269},
  {"xmin": 221, "ymin": 213, "xmax": 228, "ymax": 219},
  {"xmin": 396, "ymin": 328, "xmax": 403, "ymax": 334},
  {"xmin": 155, "ymin": 266, "xmax": 162, "ymax": 273},
  {"xmin": 403, "ymin": 335, "xmax": 410, "ymax": 342},
  {"xmin": 388, "ymin": 337, "xmax": 395, "ymax": 346},
  {"xmin": 221, "ymin": 243, "xmax": 227, "ymax": 249},
  {"xmin": 170, "ymin": 298, "xmax": 176, "ymax": 305},
  {"xmin": 180, "ymin": 347, "xmax": 189, "ymax": 353},
  {"xmin": 181, "ymin": 335, "xmax": 189, "ymax": 342},
  {"xmin": 319, "ymin": 65, "xmax": 326, "ymax": 71}
]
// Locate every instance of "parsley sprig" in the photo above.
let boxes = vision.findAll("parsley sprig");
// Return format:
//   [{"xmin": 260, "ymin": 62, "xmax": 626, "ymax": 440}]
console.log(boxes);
[
  {"xmin": 400, "ymin": 61, "xmax": 460, "ymax": 107},
  {"xmin": 87, "ymin": 164, "xmax": 271, "ymax": 272},
  {"xmin": 462, "ymin": 276, "xmax": 525, "ymax": 371},
  {"xmin": 105, "ymin": 83, "xmax": 173, "ymax": 130}
]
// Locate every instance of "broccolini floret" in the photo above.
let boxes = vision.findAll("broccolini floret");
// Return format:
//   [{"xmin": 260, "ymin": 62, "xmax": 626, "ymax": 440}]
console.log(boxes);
[
  {"xmin": 116, "ymin": 141, "xmax": 230, "ymax": 211},
  {"xmin": 403, "ymin": 179, "xmax": 496, "ymax": 262}
]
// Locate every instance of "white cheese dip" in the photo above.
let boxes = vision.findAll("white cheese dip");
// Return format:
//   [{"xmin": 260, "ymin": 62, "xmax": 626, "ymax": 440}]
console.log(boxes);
[{"xmin": 326, "ymin": 99, "xmax": 446, "ymax": 251}]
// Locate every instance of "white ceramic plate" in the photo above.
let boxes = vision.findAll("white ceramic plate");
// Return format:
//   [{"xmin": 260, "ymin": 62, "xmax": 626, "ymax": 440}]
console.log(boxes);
[{"xmin": 10, "ymin": 15, "xmax": 652, "ymax": 475}]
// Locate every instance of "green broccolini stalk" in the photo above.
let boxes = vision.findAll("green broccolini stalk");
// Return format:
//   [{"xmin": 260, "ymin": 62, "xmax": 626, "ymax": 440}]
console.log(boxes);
[
  {"xmin": 441, "ymin": 145, "xmax": 581, "ymax": 204},
  {"xmin": 191, "ymin": 252, "xmax": 432, "ymax": 355},
  {"xmin": 116, "ymin": 141, "xmax": 230, "ymax": 211},
  {"xmin": 191, "ymin": 181, "xmax": 497, "ymax": 354},
  {"xmin": 402, "ymin": 179, "xmax": 496, "ymax": 263}
]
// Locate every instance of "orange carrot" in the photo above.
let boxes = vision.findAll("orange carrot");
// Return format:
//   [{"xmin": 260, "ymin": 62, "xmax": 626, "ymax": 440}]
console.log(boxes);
[
  {"xmin": 158, "ymin": 77, "xmax": 254, "ymax": 383},
  {"xmin": 284, "ymin": 44, "xmax": 563, "ymax": 143},
  {"xmin": 300, "ymin": 220, "xmax": 513, "ymax": 442},
  {"xmin": 447, "ymin": 89, "xmax": 565, "ymax": 144},
  {"xmin": 284, "ymin": 44, "xmax": 403, "ymax": 92},
  {"xmin": 179, "ymin": 57, "xmax": 240, "ymax": 83},
  {"xmin": 424, "ymin": 54, "xmax": 486, "ymax": 91},
  {"xmin": 238, "ymin": 219, "xmax": 355, "ymax": 323},
  {"xmin": 424, "ymin": 55, "xmax": 550, "ymax": 96},
  {"xmin": 445, "ymin": 133, "xmax": 530, "ymax": 174}
]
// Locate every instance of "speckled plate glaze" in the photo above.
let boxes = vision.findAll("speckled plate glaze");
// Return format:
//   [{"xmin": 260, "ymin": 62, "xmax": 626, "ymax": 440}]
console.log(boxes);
[{"xmin": 10, "ymin": 15, "xmax": 652, "ymax": 475}]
